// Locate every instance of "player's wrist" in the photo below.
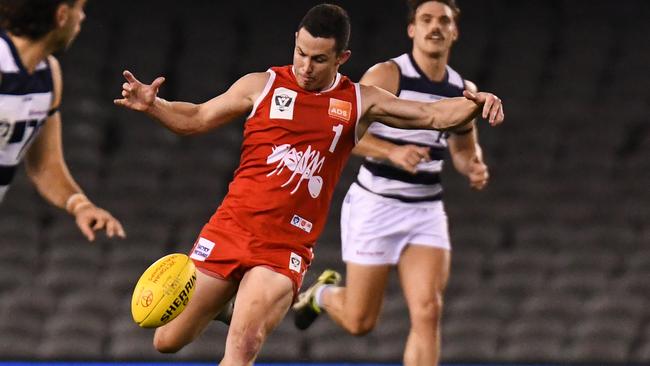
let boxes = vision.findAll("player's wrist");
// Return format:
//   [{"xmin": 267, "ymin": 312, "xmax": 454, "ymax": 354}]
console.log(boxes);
[{"xmin": 65, "ymin": 193, "xmax": 93, "ymax": 215}]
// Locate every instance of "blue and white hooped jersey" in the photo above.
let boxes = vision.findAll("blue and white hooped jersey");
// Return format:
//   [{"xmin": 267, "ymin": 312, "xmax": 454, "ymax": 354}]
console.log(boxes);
[
  {"xmin": 357, "ymin": 53, "xmax": 465, "ymax": 204},
  {"xmin": 0, "ymin": 30, "xmax": 54, "ymax": 202}
]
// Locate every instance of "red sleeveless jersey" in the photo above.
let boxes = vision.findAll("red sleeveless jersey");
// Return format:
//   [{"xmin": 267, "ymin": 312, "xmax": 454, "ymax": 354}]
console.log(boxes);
[{"xmin": 218, "ymin": 65, "xmax": 360, "ymax": 246}]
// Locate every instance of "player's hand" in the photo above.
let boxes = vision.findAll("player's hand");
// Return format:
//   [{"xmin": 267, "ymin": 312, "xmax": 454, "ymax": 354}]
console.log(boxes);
[
  {"xmin": 113, "ymin": 70, "xmax": 165, "ymax": 112},
  {"xmin": 463, "ymin": 90, "xmax": 504, "ymax": 126},
  {"xmin": 74, "ymin": 204, "xmax": 126, "ymax": 242},
  {"xmin": 387, "ymin": 144, "xmax": 430, "ymax": 174},
  {"xmin": 466, "ymin": 156, "xmax": 489, "ymax": 190}
]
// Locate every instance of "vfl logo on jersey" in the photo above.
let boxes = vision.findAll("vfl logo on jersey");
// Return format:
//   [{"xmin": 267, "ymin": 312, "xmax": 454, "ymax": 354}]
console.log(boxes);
[
  {"xmin": 290, "ymin": 215, "xmax": 313, "ymax": 234},
  {"xmin": 266, "ymin": 144, "xmax": 325, "ymax": 198},
  {"xmin": 190, "ymin": 237, "xmax": 215, "ymax": 262},
  {"xmin": 289, "ymin": 252, "xmax": 303, "ymax": 272},
  {"xmin": 270, "ymin": 87, "xmax": 297, "ymax": 120},
  {"xmin": 328, "ymin": 98, "xmax": 352, "ymax": 122}
]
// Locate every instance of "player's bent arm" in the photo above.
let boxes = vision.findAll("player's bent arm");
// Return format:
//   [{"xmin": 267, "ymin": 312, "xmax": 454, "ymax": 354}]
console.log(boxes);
[
  {"xmin": 353, "ymin": 61, "xmax": 402, "ymax": 159},
  {"xmin": 146, "ymin": 72, "xmax": 269, "ymax": 135},
  {"xmin": 449, "ymin": 80, "xmax": 485, "ymax": 174},
  {"xmin": 25, "ymin": 57, "xmax": 83, "ymax": 209},
  {"xmin": 25, "ymin": 115, "xmax": 83, "ymax": 209},
  {"xmin": 359, "ymin": 84, "xmax": 480, "ymax": 132},
  {"xmin": 352, "ymin": 133, "xmax": 399, "ymax": 159},
  {"xmin": 448, "ymin": 121, "xmax": 484, "ymax": 173}
]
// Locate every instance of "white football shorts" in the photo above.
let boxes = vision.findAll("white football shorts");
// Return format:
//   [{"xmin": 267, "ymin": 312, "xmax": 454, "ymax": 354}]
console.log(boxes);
[{"xmin": 341, "ymin": 183, "xmax": 451, "ymax": 265}]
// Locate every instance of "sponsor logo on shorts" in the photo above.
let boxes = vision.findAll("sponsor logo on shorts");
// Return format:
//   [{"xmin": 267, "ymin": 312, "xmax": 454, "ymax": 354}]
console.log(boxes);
[
  {"xmin": 356, "ymin": 250, "xmax": 386, "ymax": 257},
  {"xmin": 190, "ymin": 237, "xmax": 215, "ymax": 261},
  {"xmin": 290, "ymin": 214, "xmax": 312, "ymax": 233},
  {"xmin": 289, "ymin": 252, "xmax": 302, "ymax": 273}
]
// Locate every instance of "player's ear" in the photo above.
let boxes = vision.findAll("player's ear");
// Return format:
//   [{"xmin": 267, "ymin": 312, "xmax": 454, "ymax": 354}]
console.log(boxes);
[
  {"xmin": 407, "ymin": 23, "xmax": 415, "ymax": 39},
  {"xmin": 336, "ymin": 50, "xmax": 351, "ymax": 66},
  {"xmin": 55, "ymin": 2, "xmax": 71, "ymax": 28}
]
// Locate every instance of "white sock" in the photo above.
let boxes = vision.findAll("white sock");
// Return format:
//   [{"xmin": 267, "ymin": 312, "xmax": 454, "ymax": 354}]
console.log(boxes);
[{"xmin": 314, "ymin": 284, "xmax": 333, "ymax": 308}]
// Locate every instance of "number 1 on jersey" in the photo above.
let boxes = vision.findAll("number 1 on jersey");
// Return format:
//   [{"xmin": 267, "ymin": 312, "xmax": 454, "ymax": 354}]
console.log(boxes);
[{"xmin": 329, "ymin": 124, "xmax": 343, "ymax": 153}]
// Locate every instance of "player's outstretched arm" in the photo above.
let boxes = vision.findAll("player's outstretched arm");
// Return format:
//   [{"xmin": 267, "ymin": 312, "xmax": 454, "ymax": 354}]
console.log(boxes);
[
  {"xmin": 26, "ymin": 57, "xmax": 126, "ymax": 242},
  {"xmin": 114, "ymin": 70, "xmax": 269, "ymax": 135},
  {"xmin": 359, "ymin": 84, "xmax": 504, "ymax": 132}
]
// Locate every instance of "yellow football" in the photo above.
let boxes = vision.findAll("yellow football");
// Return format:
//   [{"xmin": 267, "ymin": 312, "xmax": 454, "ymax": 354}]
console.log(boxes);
[{"xmin": 131, "ymin": 253, "xmax": 197, "ymax": 328}]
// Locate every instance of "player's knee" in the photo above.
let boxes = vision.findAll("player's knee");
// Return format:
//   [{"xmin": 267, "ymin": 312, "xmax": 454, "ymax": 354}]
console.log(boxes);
[
  {"xmin": 346, "ymin": 314, "xmax": 377, "ymax": 336},
  {"xmin": 410, "ymin": 294, "xmax": 444, "ymax": 327}
]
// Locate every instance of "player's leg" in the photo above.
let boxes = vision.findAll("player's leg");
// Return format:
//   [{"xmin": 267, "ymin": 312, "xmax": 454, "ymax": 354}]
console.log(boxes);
[
  {"xmin": 220, "ymin": 266, "xmax": 294, "ymax": 366},
  {"xmin": 153, "ymin": 269, "xmax": 238, "ymax": 353},
  {"xmin": 320, "ymin": 262, "xmax": 390, "ymax": 335},
  {"xmin": 398, "ymin": 245, "xmax": 450, "ymax": 366}
]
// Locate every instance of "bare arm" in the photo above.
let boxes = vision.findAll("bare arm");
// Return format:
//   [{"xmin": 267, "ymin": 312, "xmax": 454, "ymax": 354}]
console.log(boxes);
[
  {"xmin": 26, "ymin": 56, "xmax": 125, "ymax": 241},
  {"xmin": 114, "ymin": 70, "xmax": 269, "ymax": 135},
  {"xmin": 359, "ymin": 84, "xmax": 503, "ymax": 133},
  {"xmin": 352, "ymin": 61, "xmax": 430, "ymax": 174},
  {"xmin": 448, "ymin": 80, "xmax": 489, "ymax": 190}
]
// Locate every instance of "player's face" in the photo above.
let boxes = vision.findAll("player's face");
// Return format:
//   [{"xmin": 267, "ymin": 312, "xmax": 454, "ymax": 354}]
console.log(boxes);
[
  {"xmin": 408, "ymin": 1, "xmax": 458, "ymax": 58},
  {"xmin": 293, "ymin": 28, "xmax": 350, "ymax": 91},
  {"xmin": 53, "ymin": 0, "xmax": 87, "ymax": 52}
]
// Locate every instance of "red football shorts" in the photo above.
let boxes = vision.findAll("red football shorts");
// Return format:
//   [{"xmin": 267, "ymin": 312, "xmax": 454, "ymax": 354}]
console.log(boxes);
[{"xmin": 189, "ymin": 207, "xmax": 313, "ymax": 297}]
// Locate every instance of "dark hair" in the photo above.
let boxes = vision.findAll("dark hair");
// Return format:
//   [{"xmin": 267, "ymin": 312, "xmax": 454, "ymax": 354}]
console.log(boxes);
[
  {"xmin": 0, "ymin": 0, "xmax": 76, "ymax": 40},
  {"xmin": 298, "ymin": 3, "xmax": 350, "ymax": 54},
  {"xmin": 407, "ymin": 0, "xmax": 461, "ymax": 23}
]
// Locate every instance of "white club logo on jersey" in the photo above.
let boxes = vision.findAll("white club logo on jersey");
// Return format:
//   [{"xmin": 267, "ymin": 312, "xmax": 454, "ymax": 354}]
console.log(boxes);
[
  {"xmin": 266, "ymin": 144, "xmax": 325, "ymax": 198},
  {"xmin": 270, "ymin": 87, "xmax": 297, "ymax": 120}
]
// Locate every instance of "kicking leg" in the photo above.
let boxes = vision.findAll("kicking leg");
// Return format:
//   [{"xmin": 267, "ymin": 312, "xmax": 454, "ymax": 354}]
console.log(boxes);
[{"xmin": 153, "ymin": 269, "xmax": 237, "ymax": 353}]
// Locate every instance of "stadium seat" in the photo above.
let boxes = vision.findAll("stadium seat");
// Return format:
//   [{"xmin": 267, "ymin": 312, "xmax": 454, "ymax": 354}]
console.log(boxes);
[
  {"xmin": 567, "ymin": 338, "xmax": 630, "ymax": 363},
  {"xmin": 38, "ymin": 334, "xmax": 104, "ymax": 360}
]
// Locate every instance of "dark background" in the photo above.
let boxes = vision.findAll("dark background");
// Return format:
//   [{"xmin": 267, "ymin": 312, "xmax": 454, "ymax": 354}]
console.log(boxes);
[{"xmin": 0, "ymin": 0, "xmax": 648, "ymax": 363}]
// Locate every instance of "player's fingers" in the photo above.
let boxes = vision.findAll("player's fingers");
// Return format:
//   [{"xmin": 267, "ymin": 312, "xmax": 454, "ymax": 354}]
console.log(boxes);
[
  {"xmin": 151, "ymin": 76, "xmax": 166, "ymax": 89},
  {"xmin": 106, "ymin": 220, "xmax": 117, "ymax": 238},
  {"xmin": 122, "ymin": 90, "xmax": 130, "ymax": 98},
  {"xmin": 77, "ymin": 220, "xmax": 95, "ymax": 242},
  {"xmin": 92, "ymin": 216, "xmax": 106, "ymax": 230},
  {"xmin": 122, "ymin": 82, "xmax": 132, "ymax": 91},
  {"xmin": 123, "ymin": 70, "xmax": 140, "ymax": 84},
  {"xmin": 495, "ymin": 104, "xmax": 505, "ymax": 125},
  {"xmin": 115, "ymin": 220, "xmax": 127, "ymax": 238},
  {"xmin": 482, "ymin": 95, "xmax": 495, "ymax": 119},
  {"xmin": 416, "ymin": 147, "xmax": 431, "ymax": 161},
  {"xmin": 403, "ymin": 163, "xmax": 417, "ymax": 174},
  {"xmin": 489, "ymin": 98, "xmax": 502, "ymax": 124}
]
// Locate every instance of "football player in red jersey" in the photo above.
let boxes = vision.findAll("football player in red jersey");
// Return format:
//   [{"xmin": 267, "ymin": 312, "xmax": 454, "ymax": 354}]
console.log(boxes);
[{"xmin": 115, "ymin": 4, "xmax": 503, "ymax": 365}]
